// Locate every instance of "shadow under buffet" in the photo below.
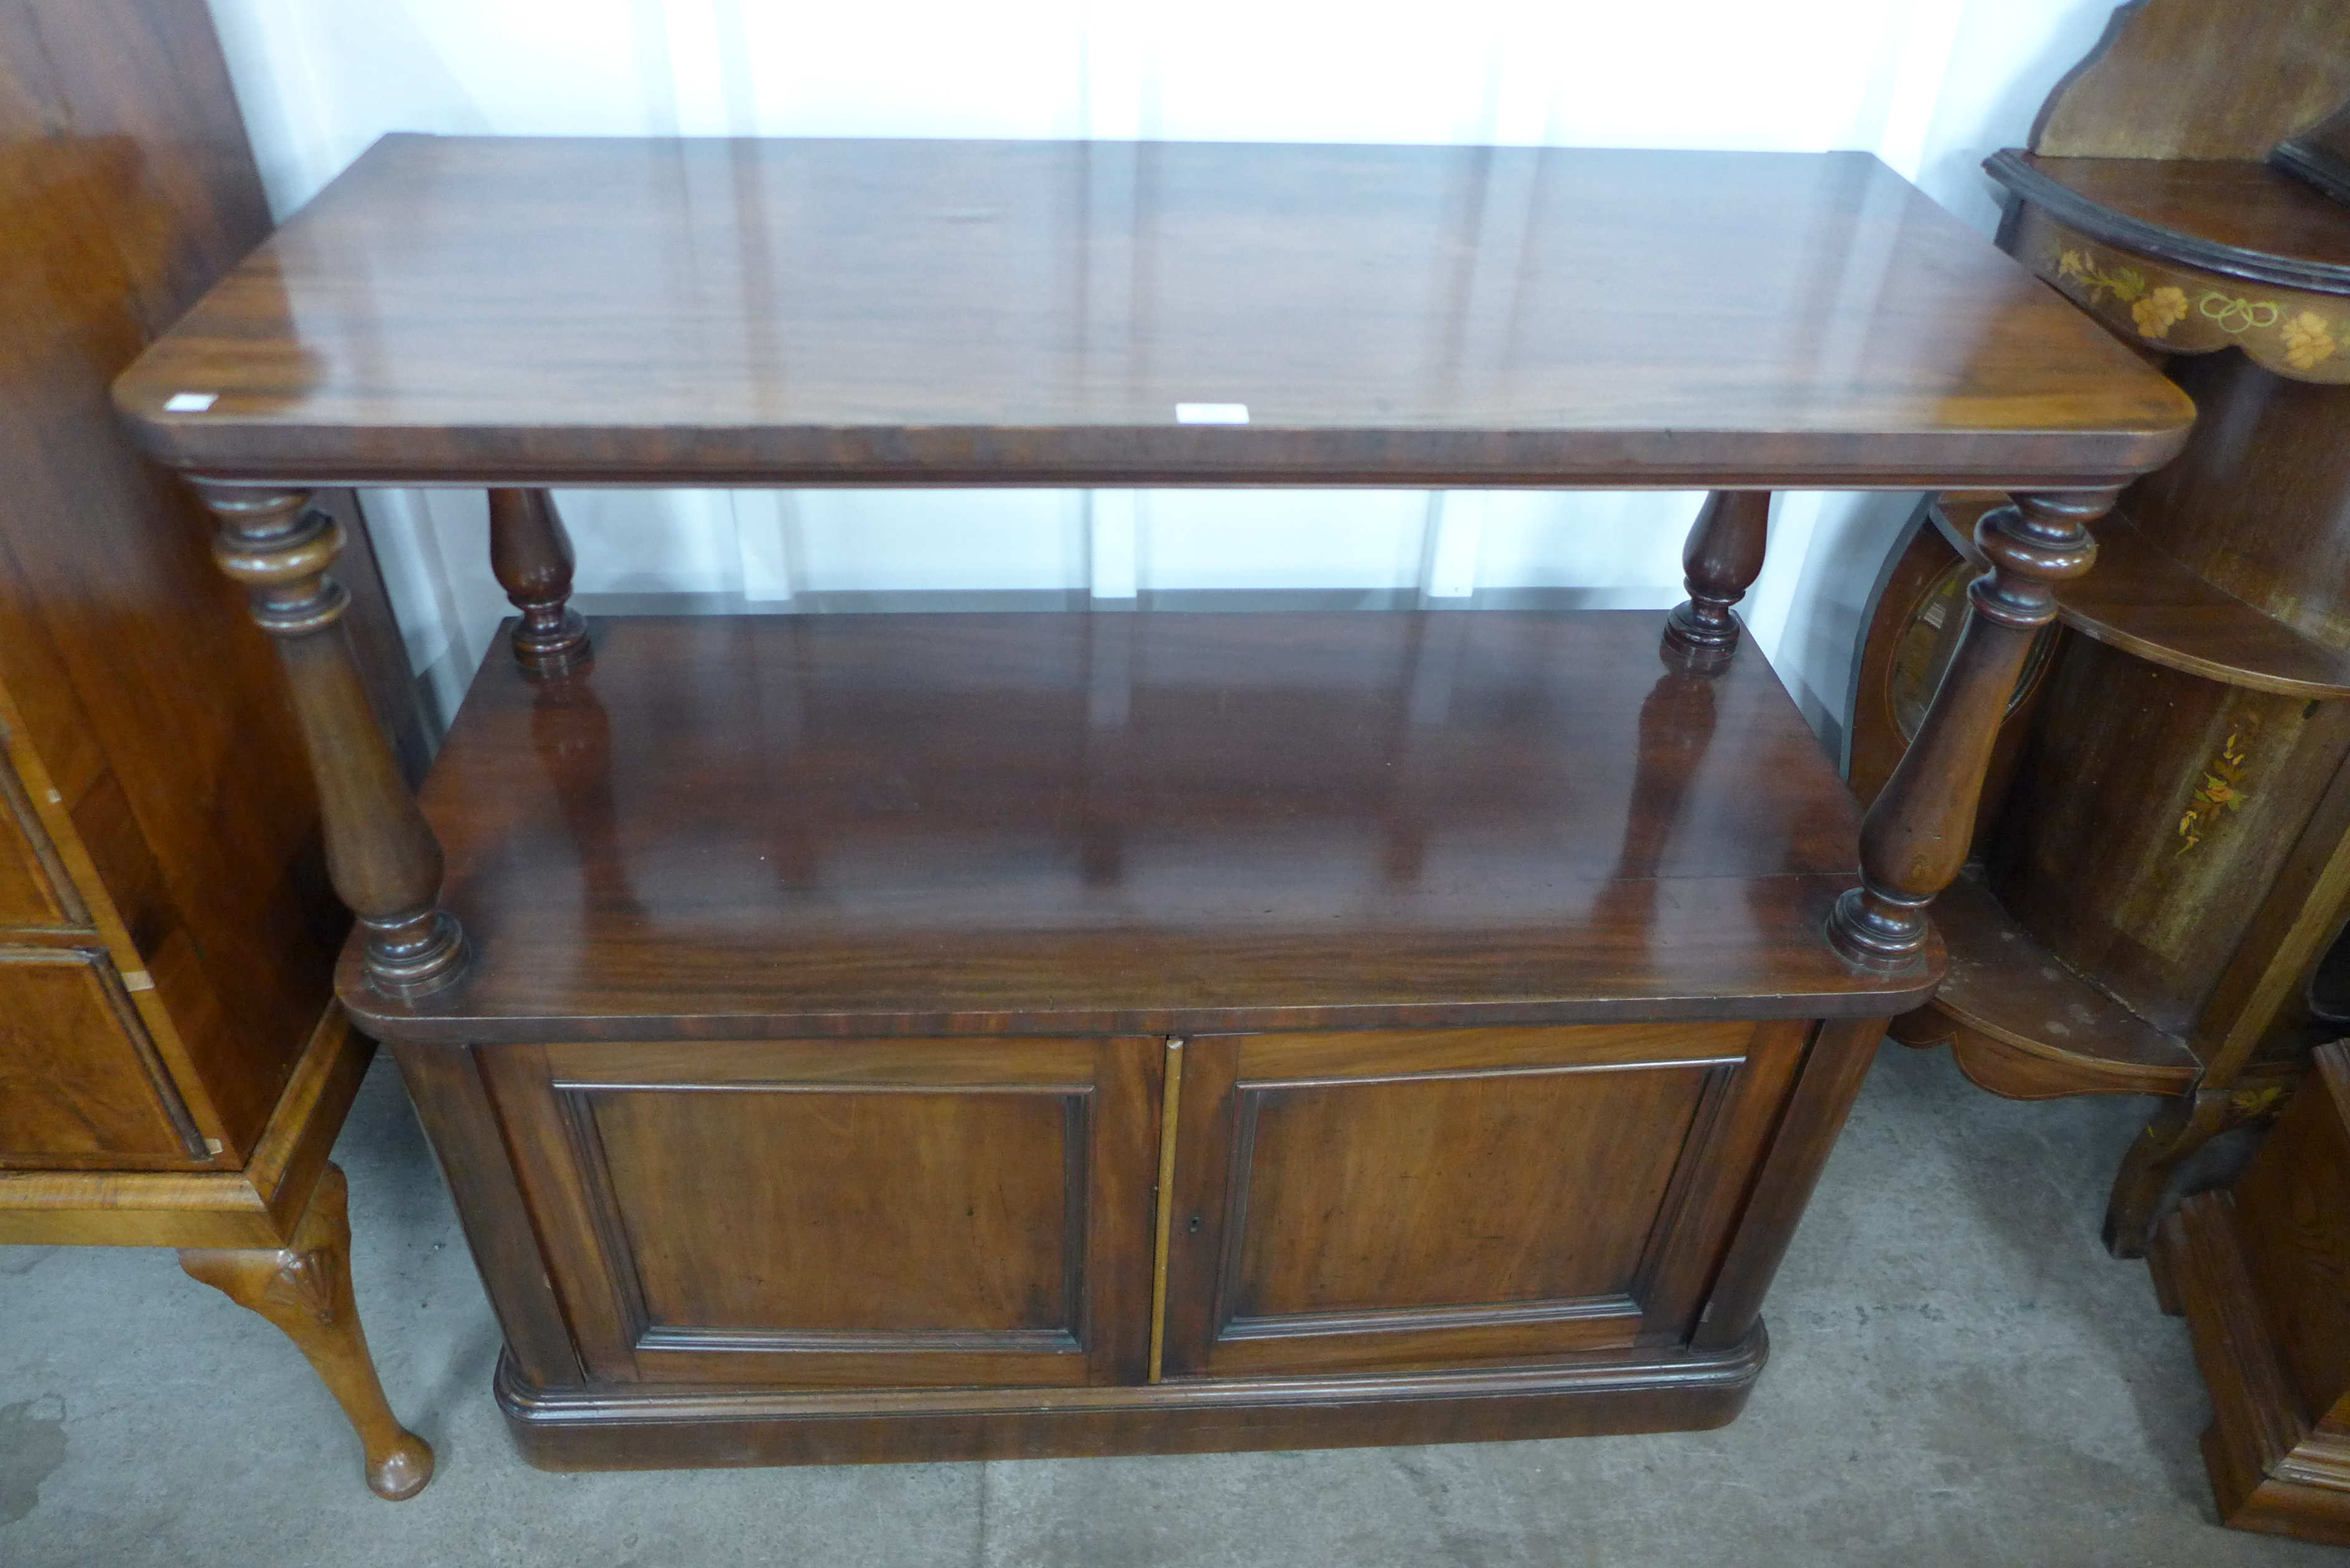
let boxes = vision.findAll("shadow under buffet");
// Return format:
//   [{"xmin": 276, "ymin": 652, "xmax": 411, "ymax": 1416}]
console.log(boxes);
[{"xmin": 113, "ymin": 134, "xmax": 2192, "ymax": 1467}]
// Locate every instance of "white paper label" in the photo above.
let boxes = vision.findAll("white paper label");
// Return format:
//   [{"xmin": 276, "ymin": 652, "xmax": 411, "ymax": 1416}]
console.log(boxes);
[
  {"xmin": 162, "ymin": 392, "xmax": 218, "ymax": 413},
  {"xmin": 1174, "ymin": 403, "xmax": 1249, "ymax": 424}
]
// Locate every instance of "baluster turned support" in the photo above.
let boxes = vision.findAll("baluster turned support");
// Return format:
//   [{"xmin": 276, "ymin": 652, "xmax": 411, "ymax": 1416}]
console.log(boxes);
[
  {"xmin": 1827, "ymin": 489, "xmax": 2111, "ymax": 968},
  {"xmin": 200, "ymin": 485, "xmax": 467, "ymax": 997},
  {"xmin": 489, "ymin": 487, "xmax": 590, "ymax": 673},
  {"xmin": 1662, "ymin": 490, "xmax": 1772, "ymax": 666}
]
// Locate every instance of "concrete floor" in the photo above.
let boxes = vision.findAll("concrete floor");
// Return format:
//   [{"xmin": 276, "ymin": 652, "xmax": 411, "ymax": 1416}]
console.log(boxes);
[{"xmin": 0, "ymin": 1039, "xmax": 2334, "ymax": 1567}]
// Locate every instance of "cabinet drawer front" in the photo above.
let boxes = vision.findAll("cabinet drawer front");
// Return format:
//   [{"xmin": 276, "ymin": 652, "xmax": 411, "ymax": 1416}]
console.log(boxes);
[
  {"xmin": 489, "ymin": 1037, "xmax": 1159, "ymax": 1389},
  {"xmin": 0, "ymin": 948, "xmax": 204, "ymax": 1164},
  {"xmin": 1163, "ymin": 1020, "xmax": 1807, "ymax": 1378},
  {"xmin": 0, "ymin": 736, "xmax": 84, "ymax": 929}
]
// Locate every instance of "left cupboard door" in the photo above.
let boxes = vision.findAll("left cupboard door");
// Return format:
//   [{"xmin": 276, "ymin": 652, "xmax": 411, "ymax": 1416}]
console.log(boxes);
[{"xmin": 480, "ymin": 1035, "xmax": 1164, "ymax": 1390}]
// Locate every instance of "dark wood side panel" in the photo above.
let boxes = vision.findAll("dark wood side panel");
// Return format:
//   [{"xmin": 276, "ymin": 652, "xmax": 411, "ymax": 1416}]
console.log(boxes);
[
  {"xmin": 2030, "ymin": 0, "xmax": 2350, "ymax": 160},
  {"xmin": 1693, "ymin": 1017, "xmax": 1886, "ymax": 1350},
  {"xmin": 1990, "ymin": 635, "xmax": 2350, "ymax": 1038},
  {"xmin": 0, "ymin": 945, "xmax": 202, "ymax": 1164},
  {"xmin": 2231, "ymin": 1045, "xmax": 2350, "ymax": 1424},
  {"xmin": 388, "ymin": 1041, "xmax": 586, "ymax": 1390}
]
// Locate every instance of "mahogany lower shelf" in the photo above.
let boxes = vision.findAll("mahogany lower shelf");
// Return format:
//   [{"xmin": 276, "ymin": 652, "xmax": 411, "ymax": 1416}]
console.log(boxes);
[{"xmin": 346, "ymin": 610, "xmax": 1937, "ymax": 1045}]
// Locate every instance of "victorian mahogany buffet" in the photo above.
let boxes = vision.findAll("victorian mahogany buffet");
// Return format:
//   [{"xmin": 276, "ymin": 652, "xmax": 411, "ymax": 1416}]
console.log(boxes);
[{"xmin": 113, "ymin": 135, "xmax": 2190, "ymax": 1469}]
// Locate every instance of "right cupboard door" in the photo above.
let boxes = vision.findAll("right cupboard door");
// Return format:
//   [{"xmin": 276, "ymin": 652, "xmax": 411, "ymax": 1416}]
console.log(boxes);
[{"xmin": 1158, "ymin": 1020, "xmax": 1810, "ymax": 1378}]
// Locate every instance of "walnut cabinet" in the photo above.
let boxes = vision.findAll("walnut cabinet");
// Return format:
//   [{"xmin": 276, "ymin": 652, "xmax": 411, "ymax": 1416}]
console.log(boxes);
[{"xmin": 0, "ymin": 0, "xmax": 431, "ymax": 1500}]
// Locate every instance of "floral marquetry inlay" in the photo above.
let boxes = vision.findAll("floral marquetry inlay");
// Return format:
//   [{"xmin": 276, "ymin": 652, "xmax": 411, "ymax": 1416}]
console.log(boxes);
[
  {"xmin": 2015, "ymin": 207, "xmax": 2350, "ymax": 385},
  {"xmin": 2176, "ymin": 712, "xmax": 2260, "ymax": 857}
]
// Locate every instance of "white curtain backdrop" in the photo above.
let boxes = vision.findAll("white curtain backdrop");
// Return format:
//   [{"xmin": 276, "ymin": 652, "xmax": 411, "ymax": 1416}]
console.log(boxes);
[{"xmin": 201, "ymin": 0, "xmax": 2128, "ymax": 735}]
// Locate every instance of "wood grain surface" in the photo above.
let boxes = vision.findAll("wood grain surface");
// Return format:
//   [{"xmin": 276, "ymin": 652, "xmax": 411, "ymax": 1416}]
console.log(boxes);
[
  {"xmin": 2029, "ymin": 0, "xmax": 2350, "ymax": 162},
  {"xmin": 1997, "ymin": 153, "xmax": 2350, "ymax": 293},
  {"xmin": 1161, "ymin": 1019, "xmax": 1803, "ymax": 1378},
  {"xmin": 2054, "ymin": 516, "xmax": 2350, "ymax": 699},
  {"xmin": 349, "ymin": 610, "xmax": 1936, "ymax": 1043},
  {"xmin": 115, "ymin": 136, "xmax": 2191, "ymax": 489}
]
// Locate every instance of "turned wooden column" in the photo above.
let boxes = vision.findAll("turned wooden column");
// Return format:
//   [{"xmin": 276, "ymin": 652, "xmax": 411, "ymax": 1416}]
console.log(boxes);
[
  {"xmin": 489, "ymin": 487, "xmax": 589, "ymax": 673},
  {"xmin": 1827, "ymin": 490, "xmax": 2110, "ymax": 968},
  {"xmin": 180, "ymin": 1164, "xmax": 434, "ymax": 1501},
  {"xmin": 1663, "ymin": 490, "xmax": 1772, "ymax": 665},
  {"xmin": 200, "ymin": 484, "xmax": 467, "ymax": 997}
]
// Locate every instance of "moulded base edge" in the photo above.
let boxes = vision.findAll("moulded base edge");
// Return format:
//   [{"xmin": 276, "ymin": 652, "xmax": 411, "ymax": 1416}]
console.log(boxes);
[
  {"xmin": 2158, "ymin": 1195, "xmax": 2350, "ymax": 1546},
  {"xmin": 495, "ymin": 1326, "xmax": 1768, "ymax": 1471}
]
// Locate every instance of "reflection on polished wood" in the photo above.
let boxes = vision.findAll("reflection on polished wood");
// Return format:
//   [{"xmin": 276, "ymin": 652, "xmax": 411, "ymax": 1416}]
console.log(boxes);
[
  {"xmin": 115, "ymin": 137, "xmax": 2190, "ymax": 489},
  {"xmin": 347, "ymin": 612, "xmax": 1936, "ymax": 1046}
]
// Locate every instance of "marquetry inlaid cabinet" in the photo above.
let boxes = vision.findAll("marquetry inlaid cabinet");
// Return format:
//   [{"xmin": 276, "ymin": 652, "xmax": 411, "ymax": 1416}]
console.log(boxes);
[
  {"xmin": 1852, "ymin": 0, "xmax": 2350, "ymax": 1262},
  {"xmin": 1849, "ymin": 3, "xmax": 2350, "ymax": 1537},
  {"xmin": 0, "ymin": 0, "xmax": 430, "ymax": 1500}
]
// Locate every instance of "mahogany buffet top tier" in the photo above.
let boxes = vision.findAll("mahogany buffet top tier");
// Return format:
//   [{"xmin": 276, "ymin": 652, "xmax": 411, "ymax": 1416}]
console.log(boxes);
[
  {"xmin": 109, "ymin": 136, "xmax": 2196, "ymax": 1047},
  {"xmin": 114, "ymin": 135, "xmax": 2191, "ymax": 490}
]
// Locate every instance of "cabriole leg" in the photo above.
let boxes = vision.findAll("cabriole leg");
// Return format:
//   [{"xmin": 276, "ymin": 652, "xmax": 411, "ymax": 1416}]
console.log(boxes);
[
  {"xmin": 1663, "ymin": 489, "xmax": 1771, "ymax": 665},
  {"xmin": 180, "ymin": 1164, "xmax": 434, "ymax": 1500},
  {"xmin": 200, "ymin": 483, "xmax": 467, "ymax": 997},
  {"xmin": 2104, "ymin": 1079, "xmax": 2291, "ymax": 1258},
  {"xmin": 489, "ymin": 487, "xmax": 589, "ymax": 673},
  {"xmin": 1827, "ymin": 489, "xmax": 2111, "ymax": 969}
]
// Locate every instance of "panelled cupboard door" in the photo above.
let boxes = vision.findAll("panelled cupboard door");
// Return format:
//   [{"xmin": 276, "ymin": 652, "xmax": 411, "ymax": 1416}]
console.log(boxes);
[
  {"xmin": 1159, "ymin": 1021, "xmax": 1812, "ymax": 1378},
  {"xmin": 482, "ymin": 1036, "xmax": 1159, "ymax": 1389}
]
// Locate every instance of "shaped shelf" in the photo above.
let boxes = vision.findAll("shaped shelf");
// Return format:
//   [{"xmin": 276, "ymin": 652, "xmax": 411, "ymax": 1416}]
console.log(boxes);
[
  {"xmin": 1934, "ymin": 495, "xmax": 2350, "ymax": 699},
  {"xmin": 1899, "ymin": 867, "xmax": 2202, "ymax": 1099}
]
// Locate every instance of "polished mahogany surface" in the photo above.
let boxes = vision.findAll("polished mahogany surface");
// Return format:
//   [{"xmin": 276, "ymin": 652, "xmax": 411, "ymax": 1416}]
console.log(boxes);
[
  {"xmin": 2003, "ymin": 152, "xmax": 2350, "ymax": 287},
  {"xmin": 349, "ymin": 611, "xmax": 1937, "ymax": 1043},
  {"xmin": 116, "ymin": 136, "xmax": 2191, "ymax": 490}
]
